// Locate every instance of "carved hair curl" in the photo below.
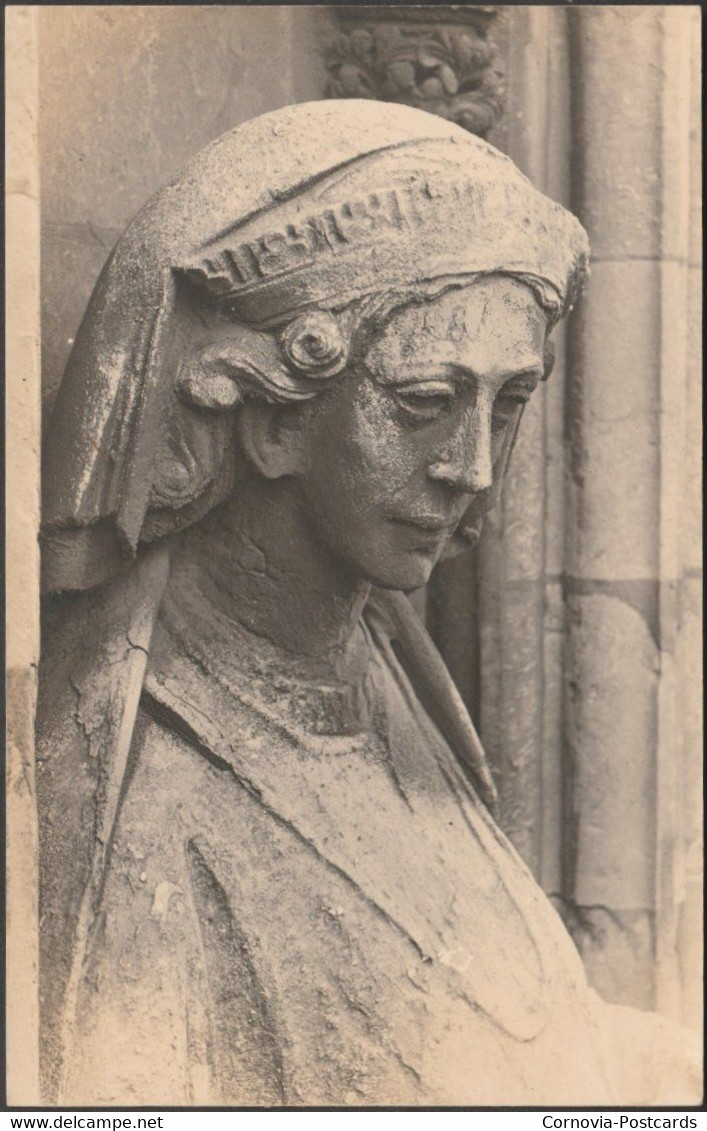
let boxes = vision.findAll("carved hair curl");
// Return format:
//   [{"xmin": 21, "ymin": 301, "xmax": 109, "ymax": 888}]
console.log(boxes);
[{"xmin": 278, "ymin": 311, "xmax": 349, "ymax": 379}]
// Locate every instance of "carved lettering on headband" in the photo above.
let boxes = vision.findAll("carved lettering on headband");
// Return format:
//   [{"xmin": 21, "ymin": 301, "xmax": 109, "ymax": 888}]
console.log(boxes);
[{"xmin": 184, "ymin": 177, "xmax": 487, "ymax": 297}]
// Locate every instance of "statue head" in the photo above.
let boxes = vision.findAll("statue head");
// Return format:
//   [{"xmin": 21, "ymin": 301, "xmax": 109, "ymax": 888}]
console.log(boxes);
[{"xmin": 41, "ymin": 101, "xmax": 588, "ymax": 593}]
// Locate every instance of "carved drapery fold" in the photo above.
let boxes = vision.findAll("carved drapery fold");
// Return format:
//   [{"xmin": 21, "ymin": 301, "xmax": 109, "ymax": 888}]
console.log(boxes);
[{"xmin": 324, "ymin": 6, "xmax": 503, "ymax": 138}]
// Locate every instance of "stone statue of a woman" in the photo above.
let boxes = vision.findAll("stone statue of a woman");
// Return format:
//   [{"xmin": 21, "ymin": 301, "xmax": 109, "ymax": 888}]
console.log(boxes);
[{"xmin": 37, "ymin": 101, "xmax": 698, "ymax": 1106}]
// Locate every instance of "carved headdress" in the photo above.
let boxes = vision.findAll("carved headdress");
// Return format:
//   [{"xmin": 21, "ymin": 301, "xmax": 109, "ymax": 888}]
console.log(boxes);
[{"xmin": 42, "ymin": 99, "xmax": 588, "ymax": 594}]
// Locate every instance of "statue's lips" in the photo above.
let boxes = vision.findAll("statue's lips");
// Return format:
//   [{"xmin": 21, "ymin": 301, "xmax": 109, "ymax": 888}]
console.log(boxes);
[{"xmin": 390, "ymin": 516, "xmax": 460, "ymax": 539}]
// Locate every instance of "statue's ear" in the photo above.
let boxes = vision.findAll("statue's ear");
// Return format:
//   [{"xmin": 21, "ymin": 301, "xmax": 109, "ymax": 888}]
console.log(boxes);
[
  {"xmin": 236, "ymin": 399, "xmax": 307, "ymax": 480},
  {"xmin": 147, "ymin": 326, "xmax": 314, "ymax": 516}
]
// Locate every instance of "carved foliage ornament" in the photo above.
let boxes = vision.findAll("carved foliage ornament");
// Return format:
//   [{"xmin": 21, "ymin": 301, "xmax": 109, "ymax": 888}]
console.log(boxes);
[{"xmin": 325, "ymin": 6, "xmax": 503, "ymax": 138}]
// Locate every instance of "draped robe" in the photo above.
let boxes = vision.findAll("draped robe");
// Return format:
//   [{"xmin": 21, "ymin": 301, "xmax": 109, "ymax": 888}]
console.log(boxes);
[{"xmin": 37, "ymin": 572, "xmax": 697, "ymax": 1106}]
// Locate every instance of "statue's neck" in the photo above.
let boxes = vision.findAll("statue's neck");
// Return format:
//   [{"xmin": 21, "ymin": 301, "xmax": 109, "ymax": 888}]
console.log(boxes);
[{"xmin": 169, "ymin": 475, "xmax": 371, "ymax": 679}]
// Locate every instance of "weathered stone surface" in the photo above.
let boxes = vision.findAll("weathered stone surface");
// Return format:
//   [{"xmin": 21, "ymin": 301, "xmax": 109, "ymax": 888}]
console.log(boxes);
[
  {"xmin": 567, "ymin": 259, "xmax": 661, "ymax": 581},
  {"xmin": 564, "ymin": 6, "xmax": 701, "ymax": 1034},
  {"xmin": 7, "ymin": 666, "xmax": 41, "ymax": 1103},
  {"xmin": 41, "ymin": 222, "xmax": 122, "ymax": 407},
  {"xmin": 497, "ymin": 391, "xmax": 545, "ymax": 583},
  {"xmin": 656, "ymin": 259, "xmax": 690, "ymax": 587},
  {"xmin": 540, "ymin": 579, "xmax": 565, "ymax": 896},
  {"xmin": 489, "ymin": 579, "xmax": 544, "ymax": 875},
  {"xmin": 543, "ymin": 323, "xmax": 568, "ymax": 579},
  {"xmin": 27, "ymin": 0, "xmax": 702, "ymax": 1096},
  {"xmin": 427, "ymin": 549, "xmax": 480, "ymax": 719},
  {"xmin": 555, "ymin": 902, "xmax": 655, "ymax": 1012},
  {"xmin": 570, "ymin": 7, "xmax": 665, "ymax": 263},
  {"xmin": 478, "ymin": 572, "xmax": 547, "ymax": 875},
  {"xmin": 565, "ymin": 593, "xmax": 657, "ymax": 910},
  {"xmin": 39, "ymin": 6, "xmax": 326, "ymax": 404},
  {"xmin": 39, "ymin": 7, "xmax": 325, "ymax": 231},
  {"xmin": 44, "ymin": 100, "xmax": 676, "ymax": 1107}
]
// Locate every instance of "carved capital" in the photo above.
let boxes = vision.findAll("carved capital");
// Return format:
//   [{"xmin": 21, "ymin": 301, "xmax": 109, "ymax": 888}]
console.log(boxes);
[{"xmin": 324, "ymin": 5, "xmax": 503, "ymax": 138}]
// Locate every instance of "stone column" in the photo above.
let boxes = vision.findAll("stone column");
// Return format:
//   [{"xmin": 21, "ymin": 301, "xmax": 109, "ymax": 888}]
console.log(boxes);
[
  {"xmin": 475, "ymin": 6, "xmax": 572, "ymax": 889},
  {"xmin": 565, "ymin": 5, "xmax": 701, "ymax": 1021},
  {"xmin": 6, "ymin": 4, "xmax": 41, "ymax": 1103}
]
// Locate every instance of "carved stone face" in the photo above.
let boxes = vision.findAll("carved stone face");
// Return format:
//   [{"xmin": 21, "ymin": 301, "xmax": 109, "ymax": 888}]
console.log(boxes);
[{"xmin": 292, "ymin": 275, "xmax": 548, "ymax": 591}]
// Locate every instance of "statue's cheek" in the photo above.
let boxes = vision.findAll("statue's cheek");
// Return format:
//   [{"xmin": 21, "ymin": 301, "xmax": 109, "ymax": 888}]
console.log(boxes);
[{"xmin": 346, "ymin": 390, "xmax": 426, "ymax": 484}]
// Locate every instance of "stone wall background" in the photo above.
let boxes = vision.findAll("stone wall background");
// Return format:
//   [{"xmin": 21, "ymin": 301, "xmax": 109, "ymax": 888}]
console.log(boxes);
[
  {"xmin": 35, "ymin": 2, "xmax": 701, "ymax": 1037},
  {"xmin": 563, "ymin": 6, "xmax": 702, "ymax": 1029}
]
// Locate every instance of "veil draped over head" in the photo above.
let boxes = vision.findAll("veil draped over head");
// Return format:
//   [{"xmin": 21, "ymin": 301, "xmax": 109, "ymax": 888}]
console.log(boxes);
[{"xmin": 42, "ymin": 99, "xmax": 588, "ymax": 594}]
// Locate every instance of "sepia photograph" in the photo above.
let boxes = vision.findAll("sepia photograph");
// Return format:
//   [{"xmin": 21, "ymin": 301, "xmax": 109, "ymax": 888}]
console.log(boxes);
[{"xmin": 5, "ymin": 2, "xmax": 703, "ymax": 1113}]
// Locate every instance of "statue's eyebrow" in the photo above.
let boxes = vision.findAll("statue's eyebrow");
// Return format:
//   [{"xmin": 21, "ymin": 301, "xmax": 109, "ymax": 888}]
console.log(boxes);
[
  {"xmin": 361, "ymin": 359, "xmax": 459, "ymax": 385},
  {"xmin": 449, "ymin": 360, "xmax": 545, "ymax": 385},
  {"xmin": 366, "ymin": 359, "xmax": 546, "ymax": 386},
  {"xmin": 498, "ymin": 364, "xmax": 545, "ymax": 384}
]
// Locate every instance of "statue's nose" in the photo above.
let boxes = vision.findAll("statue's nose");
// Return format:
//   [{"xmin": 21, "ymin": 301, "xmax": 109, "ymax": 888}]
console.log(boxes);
[{"xmin": 428, "ymin": 400, "xmax": 494, "ymax": 494}]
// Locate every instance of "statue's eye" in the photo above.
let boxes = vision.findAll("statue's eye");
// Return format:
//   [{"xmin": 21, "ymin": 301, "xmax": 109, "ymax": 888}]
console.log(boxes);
[
  {"xmin": 395, "ymin": 382, "xmax": 455, "ymax": 421},
  {"xmin": 493, "ymin": 377, "xmax": 538, "ymax": 426}
]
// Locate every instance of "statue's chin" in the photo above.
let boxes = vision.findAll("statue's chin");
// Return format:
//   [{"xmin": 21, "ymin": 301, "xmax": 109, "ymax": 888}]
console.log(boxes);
[
  {"xmin": 361, "ymin": 551, "xmax": 437, "ymax": 594},
  {"xmin": 374, "ymin": 529, "xmax": 480, "ymax": 591},
  {"xmin": 439, "ymin": 520, "xmax": 483, "ymax": 561}
]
